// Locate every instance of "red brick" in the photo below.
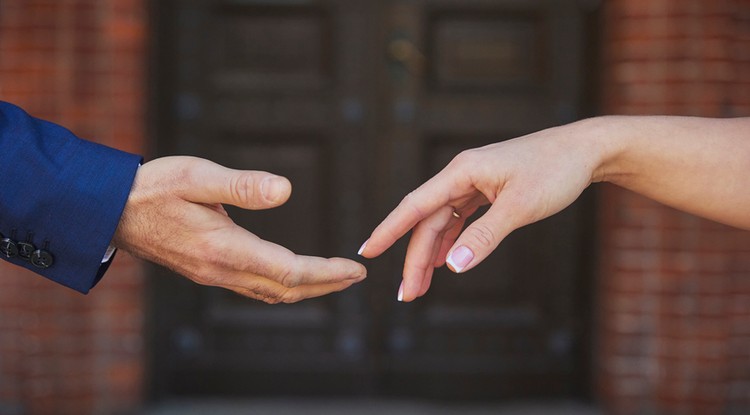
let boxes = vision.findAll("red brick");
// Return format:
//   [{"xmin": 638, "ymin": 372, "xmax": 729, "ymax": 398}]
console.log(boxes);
[
  {"xmin": 599, "ymin": 0, "xmax": 750, "ymax": 412},
  {"xmin": 0, "ymin": 0, "xmax": 146, "ymax": 413}
]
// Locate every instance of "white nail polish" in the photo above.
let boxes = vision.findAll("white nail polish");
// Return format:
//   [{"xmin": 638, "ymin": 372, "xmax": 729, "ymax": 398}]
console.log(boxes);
[
  {"xmin": 357, "ymin": 240, "xmax": 368, "ymax": 256},
  {"xmin": 397, "ymin": 282, "xmax": 404, "ymax": 302},
  {"xmin": 446, "ymin": 255, "xmax": 463, "ymax": 273},
  {"xmin": 446, "ymin": 246, "xmax": 473, "ymax": 273}
]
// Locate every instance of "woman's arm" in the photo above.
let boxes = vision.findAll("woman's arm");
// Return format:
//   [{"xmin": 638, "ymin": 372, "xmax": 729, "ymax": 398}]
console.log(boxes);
[
  {"xmin": 594, "ymin": 116, "xmax": 750, "ymax": 229},
  {"xmin": 359, "ymin": 116, "xmax": 750, "ymax": 302}
]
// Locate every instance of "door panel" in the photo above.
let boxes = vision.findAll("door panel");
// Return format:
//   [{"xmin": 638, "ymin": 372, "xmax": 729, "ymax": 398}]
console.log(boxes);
[
  {"xmin": 209, "ymin": 6, "xmax": 332, "ymax": 90},
  {"xmin": 428, "ymin": 10, "xmax": 545, "ymax": 89},
  {"xmin": 152, "ymin": 0, "xmax": 374, "ymax": 396},
  {"xmin": 152, "ymin": 0, "xmax": 596, "ymax": 400},
  {"xmin": 375, "ymin": 0, "xmax": 590, "ymax": 399}
]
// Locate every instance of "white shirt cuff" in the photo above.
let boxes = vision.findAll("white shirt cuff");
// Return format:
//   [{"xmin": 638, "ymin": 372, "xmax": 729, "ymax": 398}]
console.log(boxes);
[
  {"xmin": 102, "ymin": 245, "xmax": 117, "ymax": 263},
  {"xmin": 102, "ymin": 163, "xmax": 139, "ymax": 264}
]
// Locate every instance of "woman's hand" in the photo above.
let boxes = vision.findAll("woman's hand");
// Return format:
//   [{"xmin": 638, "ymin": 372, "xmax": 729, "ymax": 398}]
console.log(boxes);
[{"xmin": 359, "ymin": 121, "xmax": 603, "ymax": 302}]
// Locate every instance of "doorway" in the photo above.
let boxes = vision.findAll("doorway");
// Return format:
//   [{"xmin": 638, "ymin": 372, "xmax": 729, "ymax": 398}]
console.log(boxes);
[{"xmin": 149, "ymin": 0, "xmax": 598, "ymax": 401}]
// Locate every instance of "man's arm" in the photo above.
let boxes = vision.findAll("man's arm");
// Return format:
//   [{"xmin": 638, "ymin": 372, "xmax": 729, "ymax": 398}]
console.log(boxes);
[
  {"xmin": 0, "ymin": 101, "xmax": 142, "ymax": 292},
  {"xmin": 0, "ymin": 101, "xmax": 366, "ymax": 301},
  {"xmin": 359, "ymin": 116, "xmax": 750, "ymax": 302}
]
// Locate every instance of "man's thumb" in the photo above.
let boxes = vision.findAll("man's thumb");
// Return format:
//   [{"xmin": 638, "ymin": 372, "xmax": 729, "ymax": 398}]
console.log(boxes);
[
  {"xmin": 215, "ymin": 170, "xmax": 292, "ymax": 210},
  {"xmin": 180, "ymin": 159, "xmax": 292, "ymax": 210},
  {"xmin": 258, "ymin": 175, "xmax": 292, "ymax": 207}
]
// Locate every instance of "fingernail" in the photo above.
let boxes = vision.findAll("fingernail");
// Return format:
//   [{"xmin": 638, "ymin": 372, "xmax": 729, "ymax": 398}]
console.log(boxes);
[
  {"xmin": 397, "ymin": 281, "xmax": 404, "ymax": 302},
  {"xmin": 261, "ymin": 176, "xmax": 287, "ymax": 203},
  {"xmin": 357, "ymin": 239, "xmax": 368, "ymax": 256},
  {"xmin": 446, "ymin": 245, "xmax": 474, "ymax": 273}
]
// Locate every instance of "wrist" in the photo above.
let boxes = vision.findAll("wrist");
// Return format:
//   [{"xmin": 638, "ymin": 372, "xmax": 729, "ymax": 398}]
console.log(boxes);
[{"xmin": 573, "ymin": 116, "xmax": 630, "ymax": 185}]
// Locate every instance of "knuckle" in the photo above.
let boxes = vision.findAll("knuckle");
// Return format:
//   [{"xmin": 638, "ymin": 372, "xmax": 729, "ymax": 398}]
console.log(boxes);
[
  {"xmin": 403, "ymin": 259, "xmax": 429, "ymax": 275},
  {"xmin": 277, "ymin": 258, "xmax": 301, "ymax": 288},
  {"xmin": 192, "ymin": 269, "xmax": 222, "ymax": 286},
  {"xmin": 261, "ymin": 295, "xmax": 283, "ymax": 305},
  {"xmin": 280, "ymin": 290, "xmax": 301, "ymax": 304},
  {"xmin": 402, "ymin": 192, "xmax": 427, "ymax": 220},
  {"xmin": 238, "ymin": 281, "xmax": 284, "ymax": 304},
  {"xmin": 466, "ymin": 223, "xmax": 496, "ymax": 249},
  {"xmin": 408, "ymin": 202, "xmax": 427, "ymax": 220},
  {"xmin": 189, "ymin": 259, "xmax": 222, "ymax": 287},
  {"xmin": 194, "ymin": 261, "xmax": 228, "ymax": 286},
  {"xmin": 229, "ymin": 173, "xmax": 258, "ymax": 206},
  {"xmin": 401, "ymin": 191, "xmax": 416, "ymax": 207},
  {"xmin": 451, "ymin": 149, "xmax": 476, "ymax": 167},
  {"xmin": 176, "ymin": 157, "xmax": 204, "ymax": 188}
]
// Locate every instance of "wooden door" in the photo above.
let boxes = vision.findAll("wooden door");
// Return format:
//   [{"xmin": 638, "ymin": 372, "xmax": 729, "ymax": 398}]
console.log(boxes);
[
  {"xmin": 151, "ymin": 0, "xmax": 598, "ymax": 400},
  {"xmin": 370, "ymin": 0, "xmax": 597, "ymax": 399}
]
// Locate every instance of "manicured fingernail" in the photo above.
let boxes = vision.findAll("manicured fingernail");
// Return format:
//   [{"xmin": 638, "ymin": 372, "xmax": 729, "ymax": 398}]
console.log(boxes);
[
  {"xmin": 446, "ymin": 245, "xmax": 474, "ymax": 273},
  {"xmin": 261, "ymin": 176, "xmax": 287, "ymax": 203},
  {"xmin": 397, "ymin": 281, "xmax": 404, "ymax": 302},
  {"xmin": 357, "ymin": 239, "xmax": 368, "ymax": 256}
]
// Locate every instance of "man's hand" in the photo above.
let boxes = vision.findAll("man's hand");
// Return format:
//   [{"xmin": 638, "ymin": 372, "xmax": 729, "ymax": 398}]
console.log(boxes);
[{"xmin": 112, "ymin": 156, "xmax": 366, "ymax": 303}]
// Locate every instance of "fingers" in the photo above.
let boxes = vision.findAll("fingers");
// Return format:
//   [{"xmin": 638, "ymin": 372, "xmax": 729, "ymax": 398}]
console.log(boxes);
[
  {"xmin": 226, "ymin": 256, "xmax": 365, "ymax": 303},
  {"xmin": 205, "ymin": 232, "xmax": 366, "ymax": 303},
  {"xmin": 181, "ymin": 159, "xmax": 292, "ymax": 210},
  {"xmin": 400, "ymin": 206, "xmax": 456, "ymax": 302},
  {"xmin": 282, "ymin": 279, "xmax": 360, "ymax": 302},
  {"xmin": 211, "ymin": 228, "xmax": 366, "ymax": 285},
  {"xmin": 284, "ymin": 255, "xmax": 368, "ymax": 287},
  {"xmin": 230, "ymin": 278, "xmax": 359, "ymax": 304},
  {"xmin": 445, "ymin": 199, "xmax": 518, "ymax": 274},
  {"xmin": 416, "ymin": 243, "xmax": 440, "ymax": 298},
  {"xmin": 434, "ymin": 220, "xmax": 465, "ymax": 268},
  {"xmin": 359, "ymin": 173, "xmax": 460, "ymax": 258}
]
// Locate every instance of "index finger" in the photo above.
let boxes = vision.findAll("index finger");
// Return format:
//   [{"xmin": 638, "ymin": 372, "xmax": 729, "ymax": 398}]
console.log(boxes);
[{"xmin": 360, "ymin": 172, "xmax": 459, "ymax": 258}]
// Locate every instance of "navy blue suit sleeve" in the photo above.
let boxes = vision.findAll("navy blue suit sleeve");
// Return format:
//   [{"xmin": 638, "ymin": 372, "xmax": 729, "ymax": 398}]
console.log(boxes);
[{"xmin": 0, "ymin": 101, "xmax": 142, "ymax": 293}]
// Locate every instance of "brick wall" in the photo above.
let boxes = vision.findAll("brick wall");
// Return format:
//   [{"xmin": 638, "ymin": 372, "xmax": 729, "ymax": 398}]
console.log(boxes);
[
  {"xmin": 0, "ymin": 1, "xmax": 147, "ymax": 414},
  {"xmin": 2, "ymin": 0, "xmax": 750, "ymax": 414},
  {"xmin": 597, "ymin": 0, "xmax": 750, "ymax": 413}
]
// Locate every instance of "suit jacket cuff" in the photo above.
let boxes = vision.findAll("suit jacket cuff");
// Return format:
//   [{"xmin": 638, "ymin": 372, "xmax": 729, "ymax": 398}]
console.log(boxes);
[{"xmin": 0, "ymin": 102, "xmax": 142, "ymax": 293}]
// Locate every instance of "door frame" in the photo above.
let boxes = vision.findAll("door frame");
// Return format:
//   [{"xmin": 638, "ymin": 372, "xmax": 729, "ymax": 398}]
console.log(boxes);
[{"xmin": 144, "ymin": 0, "xmax": 602, "ymax": 403}]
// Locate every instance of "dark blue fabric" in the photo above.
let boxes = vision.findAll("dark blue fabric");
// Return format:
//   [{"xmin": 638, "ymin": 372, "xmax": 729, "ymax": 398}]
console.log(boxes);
[{"xmin": 0, "ymin": 101, "xmax": 142, "ymax": 293}]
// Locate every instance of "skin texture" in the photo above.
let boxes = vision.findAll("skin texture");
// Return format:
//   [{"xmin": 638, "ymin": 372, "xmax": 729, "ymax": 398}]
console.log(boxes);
[
  {"xmin": 359, "ymin": 116, "xmax": 750, "ymax": 302},
  {"xmin": 112, "ymin": 156, "xmax": 366, "ymax": 304}
]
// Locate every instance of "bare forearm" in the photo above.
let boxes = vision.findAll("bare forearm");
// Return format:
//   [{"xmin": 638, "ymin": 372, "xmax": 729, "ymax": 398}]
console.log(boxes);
[
  {"xmin": 362, "ymin": 114, "xmax": 750, "ymax": 301},
  {"xmin": 586, "ymin": 116, "xmax": 750, "ymax": 229}
]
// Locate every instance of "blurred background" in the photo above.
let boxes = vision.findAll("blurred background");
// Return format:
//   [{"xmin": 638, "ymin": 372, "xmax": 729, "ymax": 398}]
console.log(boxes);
[{"xmin": 1, "ymin": 0, "xmax": 749, "ymax": 414}]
